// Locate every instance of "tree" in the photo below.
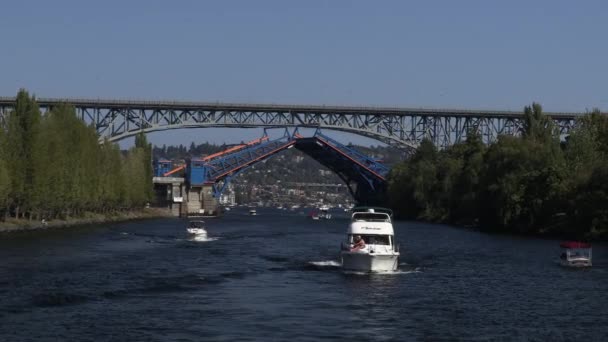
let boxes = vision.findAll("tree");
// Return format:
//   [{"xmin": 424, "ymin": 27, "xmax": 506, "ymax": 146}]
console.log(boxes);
[
  {"xmin": 523, "ymin": 102, "xmax": 555, "ymax": 143},
  {"xmin": 388, "ymin": 139, "xmax": 440, "ymax": 219},
  {"xmin": 3, "ymin": 89, "xmax": 41, "ymax": 218},
  {"xmin": 563, "ymin": 109, "xmax": 608, "ymax": 238},
  {"xmin": 449, "ymin": 133, "xmax": 486, "ymax": 225},
  {"xmin": 0, "ymin": 157, "xmax": 10, "ymax": 220},
  {"xmin": 135, "ymin": 132, "xmax": 154, "ymax": 202}
]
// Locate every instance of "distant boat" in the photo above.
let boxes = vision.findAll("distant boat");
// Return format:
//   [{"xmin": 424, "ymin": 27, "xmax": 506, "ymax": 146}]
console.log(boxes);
[
  {"xmin": 560, "ymin": 241, "xmax": 592, "ymax": 267},
  {"xmin": 319, "ymin": 206, "xmax": 331, "ymax": 220},
  {"xmin": 249, "ymin": 209, "xmax": 257, "ymax": 216}
]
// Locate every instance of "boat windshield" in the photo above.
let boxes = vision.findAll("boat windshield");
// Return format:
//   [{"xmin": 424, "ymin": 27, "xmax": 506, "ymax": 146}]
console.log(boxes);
[
  {"xmin": 188, "ymin": 221, "xmax": 205, "ymax": 228},
  {"xmin": 564, "ymin": 248, "xmax": 591, "ymax": 258},
  {"xmin": 349, "ymin": 234, "xmax": 391, "ymax": 245},
  {"xmin": 352, "ymin": 212, "xmax": 390, "ymax": 222}
]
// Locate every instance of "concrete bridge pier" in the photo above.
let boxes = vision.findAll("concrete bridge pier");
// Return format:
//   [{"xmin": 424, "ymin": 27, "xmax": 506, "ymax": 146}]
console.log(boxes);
[
  {"xmin": 181, "ymin": 185, "xmax": 219, "ymax": 217},
  {"xmin": 153, "ymin": 177, "xmax": 185, "ymax": 216}
]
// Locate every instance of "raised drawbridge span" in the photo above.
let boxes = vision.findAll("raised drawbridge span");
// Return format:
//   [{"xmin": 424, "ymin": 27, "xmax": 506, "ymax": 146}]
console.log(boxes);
[
  {"xmin": 0, "ymin": 97, "xmax": 583, "ymax": 150},
  {"xmin": 156, "ymin": 128, "xmax": 389, "ymax": 206}
]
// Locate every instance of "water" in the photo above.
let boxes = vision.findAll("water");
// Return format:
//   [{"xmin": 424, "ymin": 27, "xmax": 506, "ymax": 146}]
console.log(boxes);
[{"xmin": 1, "ymin": 208, "xmax": 607, "ymax": 341}]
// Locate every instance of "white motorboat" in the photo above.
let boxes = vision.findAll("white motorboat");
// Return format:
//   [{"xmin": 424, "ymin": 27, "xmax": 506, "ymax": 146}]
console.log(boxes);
[
  {"xmin": 560, "ymin": 241, "xmax": 592, "ymax": 267},
  {"xmin": 249, "ymin": 209, "xmax": 257, "ymax": 216},
  {"xmin": 340, "ymin": 207, "xmax": 399, "ymax": 272},
  {"xmin": 319, "ymin": 206, "xmax": 332, "ymax": 220},
  {"xmin": 187, "ymin": 220, "xmax": 207, "ymax": 236}
]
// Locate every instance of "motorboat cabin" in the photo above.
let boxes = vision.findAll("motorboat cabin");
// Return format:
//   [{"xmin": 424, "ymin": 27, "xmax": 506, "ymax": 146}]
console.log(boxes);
[
  {"xmin": 560, "ymin": 241, "xmax": 592, "ymax": 267},
  {"xmin": 187, "ymin": 220, "xmax": 207, "ymax": 236},
  {"xmin": 340, "ymin": 207, "xmax": 399, "ymax": 272}
]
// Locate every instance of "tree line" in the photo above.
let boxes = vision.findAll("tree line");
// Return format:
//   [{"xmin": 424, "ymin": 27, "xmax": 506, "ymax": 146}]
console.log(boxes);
[
  {"xmin": 0, "ymin": 89, "xmax": 153, "ymax": 221},
  {"xmin": 388, "ymin": 104, "xmax": 608, "ymax": 240}
]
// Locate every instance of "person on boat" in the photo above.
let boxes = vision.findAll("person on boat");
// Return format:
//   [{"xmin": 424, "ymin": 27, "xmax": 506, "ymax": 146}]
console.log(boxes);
[{"xmin": 351, "ymin": 235, "xmax": 366, "ymax": 251}]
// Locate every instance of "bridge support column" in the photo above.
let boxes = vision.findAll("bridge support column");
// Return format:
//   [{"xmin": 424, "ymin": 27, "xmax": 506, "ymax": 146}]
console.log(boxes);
[
  {"xmin": 181, "ymin": 185, "xmax": 219, "ymax": 217},
  {"xmin": 202, "ymin": 185, "xmax": 219, "ymax": 216},
  {"xmin": 152, "ymin": 177, "xmax": 185, "ymax": 217},
  {"xmin": 171, "ymin": 183, "xmax": 183, "ymax": 216}
]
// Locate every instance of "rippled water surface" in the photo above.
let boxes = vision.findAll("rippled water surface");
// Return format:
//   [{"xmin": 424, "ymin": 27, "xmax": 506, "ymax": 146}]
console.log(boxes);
[{"xmin": 1, "ymin": 208, "xmax": 607, "ymax": 341}]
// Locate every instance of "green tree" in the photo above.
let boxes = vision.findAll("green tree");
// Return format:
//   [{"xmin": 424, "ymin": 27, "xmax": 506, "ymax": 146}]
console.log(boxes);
[
  {"xmin": 523, "ymin": 102, "xmax": 555, "ymax": 143},
  {"xmin": 135, "ymin": 132, "xmax": 154, "ymax": 202},
  {"xmin": 0, "ymin": 157, "xmax": 10, "ymax": 220},
  {"xmin": 449, "ymin": 133, "xmax": 486, "ymax": 225},
  {"xmin": 564, "ymin": 109, "xmax": 608, "ymax": 238},
  {"xmin": 388, "ymin": 139, "xmax": 440, "ymax": 219},
  {"xmin": 3, "ymin": 89, "xmax": 41, "ymax": 218}
]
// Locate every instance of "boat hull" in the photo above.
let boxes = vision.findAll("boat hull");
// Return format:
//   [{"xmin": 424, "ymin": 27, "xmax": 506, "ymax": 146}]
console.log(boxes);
[
  {"xmin": 187, "ymin": 228, "xmax": 207, "ymax": 235},
  {"xmin": 560, "ymin": 259, "xmax": 592, "ymax": 267},
  {"xmin": 341, "ymin": 252, "xmax": 399, "ymax": 272}
]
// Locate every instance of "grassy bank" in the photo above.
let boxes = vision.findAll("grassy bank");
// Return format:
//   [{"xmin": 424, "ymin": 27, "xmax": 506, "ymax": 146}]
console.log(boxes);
[{"xmin": 0, "ymin": 208, "xmax": 173, "ymax": 233}]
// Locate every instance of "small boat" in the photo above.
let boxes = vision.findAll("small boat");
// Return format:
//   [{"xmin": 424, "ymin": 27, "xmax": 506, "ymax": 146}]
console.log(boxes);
[
  {"xmin": 249, "ymin": 209, "xmax": 257, "ymax": 216},
  {"xmin": 560, "ymin": 241, "xmax": 592, "ymax": 267},
  {"xmin": 340, "ymin": 207, "xmax": 400, "ymax": 272},
  {"xmin": 187, "ymin": 220, "xmax": 207, "ymax": 236},
  {"xmin": 319, "ymin": 206, "xmax": 332, "ymax": 220}
]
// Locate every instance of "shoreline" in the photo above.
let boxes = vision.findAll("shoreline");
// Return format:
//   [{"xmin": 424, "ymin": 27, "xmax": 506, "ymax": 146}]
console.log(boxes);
[{"xmin": 0, "ymin": 208, "xmax": 175, "ymax": 233}]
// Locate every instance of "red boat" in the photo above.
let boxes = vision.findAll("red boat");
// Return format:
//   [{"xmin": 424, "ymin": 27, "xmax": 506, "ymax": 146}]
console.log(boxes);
[{"xmin": 559, "ymin": 241, "xmax": 592, "ymax": 267}]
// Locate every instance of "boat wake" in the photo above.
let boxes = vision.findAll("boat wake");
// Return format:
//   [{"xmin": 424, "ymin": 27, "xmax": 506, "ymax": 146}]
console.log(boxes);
[
  {"xmin": 342, "ymin": 268, "xmax": 421, "ymax": 275},
  {"xmin": 308, "ymin": 260, "xmax": 342, "ymax": 267},
  {"xmin": 190, "ymin": 235, "xmax": 219, "ymax": 242}
]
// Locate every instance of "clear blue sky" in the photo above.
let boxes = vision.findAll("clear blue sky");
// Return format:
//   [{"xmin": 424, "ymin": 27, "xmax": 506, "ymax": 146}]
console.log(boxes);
[{"xmin": 1, "ymin": 0, "xmax": 606, "ymax": 147}]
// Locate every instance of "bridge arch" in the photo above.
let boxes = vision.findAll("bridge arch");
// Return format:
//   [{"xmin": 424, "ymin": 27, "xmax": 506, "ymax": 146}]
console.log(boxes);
[{"xmin": 110, "ymin": 124, "xmax": 418, "ymax": 151}]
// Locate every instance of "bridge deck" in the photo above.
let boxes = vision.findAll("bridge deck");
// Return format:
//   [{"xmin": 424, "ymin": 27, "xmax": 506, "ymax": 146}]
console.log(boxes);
[{"xmin": 0, "ymin": 97, "xmax": 582, "ymax": 119}]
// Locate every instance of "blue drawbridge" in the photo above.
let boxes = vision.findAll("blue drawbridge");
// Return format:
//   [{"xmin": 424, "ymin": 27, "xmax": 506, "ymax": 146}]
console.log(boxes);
[
  {"xmin": 294, "ymin": 130, "xmax": 390, "ymax": 205},
  {"xmin": 165, "ymin": 128, "xmax": 390, "ymax": 205},
  {"xmin": 186, "ymin": 129, "xmax": 297, "ymax": 198}
]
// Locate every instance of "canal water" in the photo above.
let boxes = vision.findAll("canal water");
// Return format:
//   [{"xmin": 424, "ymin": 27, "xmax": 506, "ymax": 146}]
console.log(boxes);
[{"xmin": 0, "ymin": 208, "xmax": 606, "ymax": 341}]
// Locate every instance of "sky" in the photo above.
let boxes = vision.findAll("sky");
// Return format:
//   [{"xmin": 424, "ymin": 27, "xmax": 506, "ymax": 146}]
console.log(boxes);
[{"xmin": 1, "ymin": 0, "xmax": 606, "ymax": 147}]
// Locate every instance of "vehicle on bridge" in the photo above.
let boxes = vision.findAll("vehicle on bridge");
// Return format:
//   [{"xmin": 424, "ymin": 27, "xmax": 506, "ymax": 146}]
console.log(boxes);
[{"xmin": 341, "ymin": 207, "xmax": 399, "ymax": 272}]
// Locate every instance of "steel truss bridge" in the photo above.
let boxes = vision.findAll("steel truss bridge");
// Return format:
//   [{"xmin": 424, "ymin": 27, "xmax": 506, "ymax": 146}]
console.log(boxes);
[{"xmin": 0, "ymin": 97, "xmax": 584, "ymax": 150}]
